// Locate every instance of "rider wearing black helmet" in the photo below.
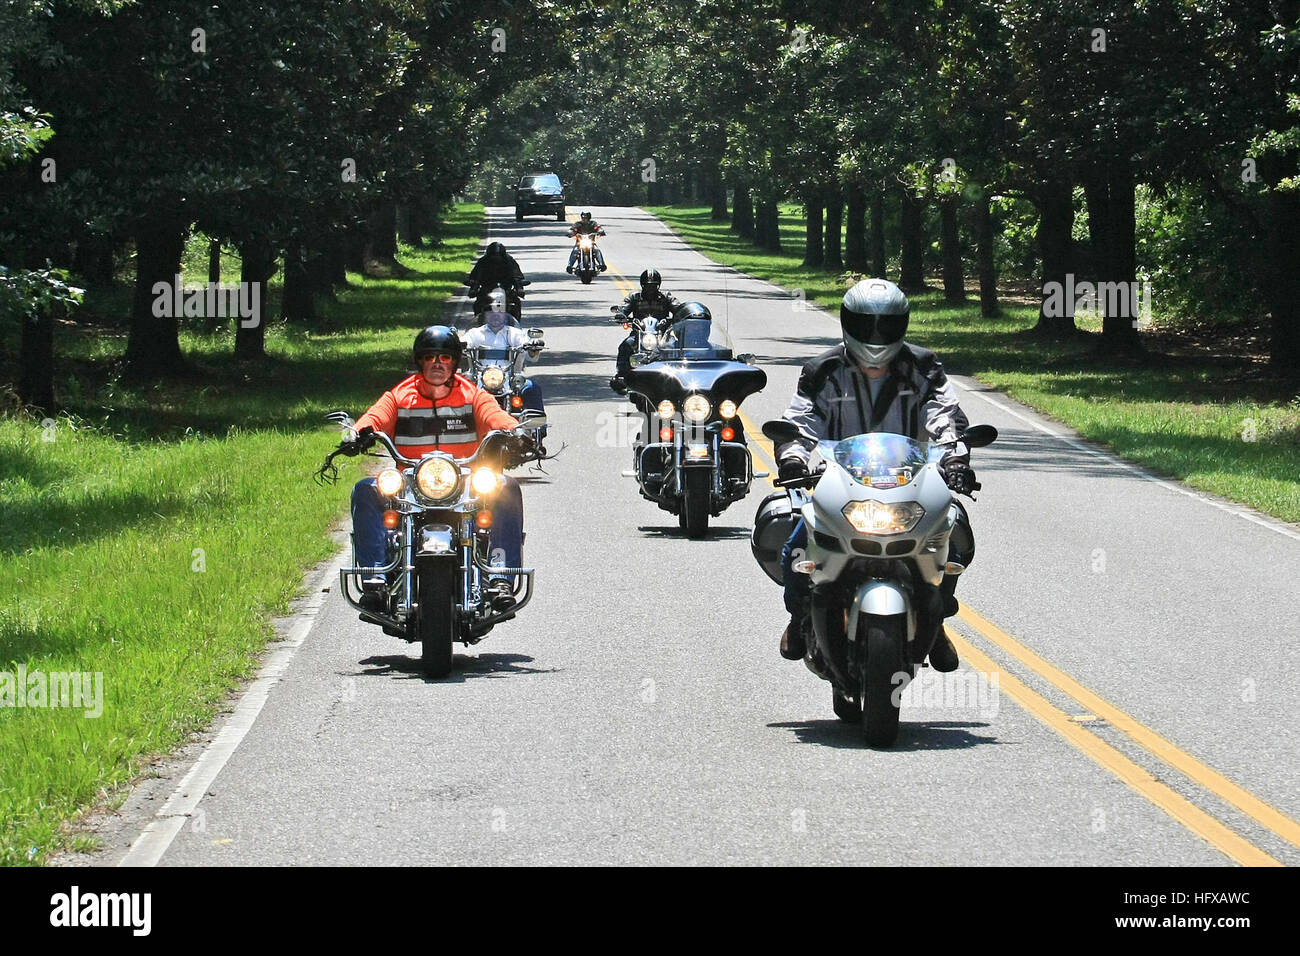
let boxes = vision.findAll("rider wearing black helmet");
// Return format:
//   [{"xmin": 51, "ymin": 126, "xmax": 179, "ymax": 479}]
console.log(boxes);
[
  {"xmin": 566, "ymin": 211, "xmax": 607, "ymax": 273},
  {"xmin": 609, "ymin": 268, "xmax": 683, "ymax": 394},
  {"xmin": 348, "ymin": 325, "xmax": 530, "ymax": 612},
  {"xmin": 773, "ymin": 278, "xmax": 973, "ymax": 671},
  {"xmin": 467, "ymin": 241, "xmax": 527, "ymax": 316}
]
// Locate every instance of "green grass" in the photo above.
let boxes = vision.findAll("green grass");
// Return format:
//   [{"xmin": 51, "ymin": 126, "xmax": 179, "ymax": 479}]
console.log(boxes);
[
  {"xmin": 0, "ymin": 203, "xmax": 485, "ymax": 865},
  {"xmin": 647, "ymin": 204, "xmax": 1300, "ymax": 524}
]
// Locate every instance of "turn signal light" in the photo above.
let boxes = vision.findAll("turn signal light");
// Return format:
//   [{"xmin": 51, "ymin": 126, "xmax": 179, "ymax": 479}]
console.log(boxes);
[
  {"xmin": 382, "ymin": 510, "xmax": 399, "ymax": 529},
  {"xmin": 721, "ymin": 426, "xmax": 735, "ymax": 442},
  {"xmin": 659, "ymin": 426, "xmax": 673, "ymax": 442},
  {"xmin": 510, "ymin": 395, "xmax": 524, "ymax": 409},
  {"xmin": 475, "ymin": 510, "xmax": 493, "ymax": 529}
]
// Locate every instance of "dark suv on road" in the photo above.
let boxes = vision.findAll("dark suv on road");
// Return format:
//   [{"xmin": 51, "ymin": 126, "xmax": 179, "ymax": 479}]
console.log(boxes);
[{"xmin": 514, "ymin": 172, "xmax": 566, "ymax": 221}]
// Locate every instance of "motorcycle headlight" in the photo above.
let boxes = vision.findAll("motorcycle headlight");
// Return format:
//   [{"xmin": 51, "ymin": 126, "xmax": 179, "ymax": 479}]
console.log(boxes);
[
  {"xmin": 415, "ymin": 455, "xmax": 460, "ymax": 502},
  {"xmin": 657, "ymin": 400, "xmax": 675, "ymax": 419},
  {"xmin": 683, "ymin": 394, "xmax": 710, "ymax": 423},
  {"xmin": 718, "ymin": 399, "xmax": 737, "ymax": 419},
  {"xmin": 471, "ymin": 466, "xmax": 499, "ymax": 495},
  {"xmin": 481, "ymin": 366, "xmax": 505, "ymax": 392},
  {"xmin": 640, "ymin": 332, "xmax": 658, "ymax": 351},
  {"xmin": 842, "ymin": 500, "xmax": 925, "ymax": 535},
  {"xmin": 376, "ymin": 468, "xmax": 404, "ymax": 497}
]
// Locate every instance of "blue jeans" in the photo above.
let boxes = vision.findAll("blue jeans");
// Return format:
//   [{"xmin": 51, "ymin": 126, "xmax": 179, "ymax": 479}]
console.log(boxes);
[
  {"xmin": 351, "ymin": 475, "xmax": 525, "ymax": 578},
  {"xmin": 566, "ymin": 245, "xmax": 606, "ymax": 270},
  {"xmin": 519, "ymin": 378, "xmax": 547, "ymax": 438}
]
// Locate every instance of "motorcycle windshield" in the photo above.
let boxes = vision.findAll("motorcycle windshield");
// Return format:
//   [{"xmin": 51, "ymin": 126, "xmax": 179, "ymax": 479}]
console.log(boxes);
[
  {"xmin": 624, "ymin": 360, "xmax": 766, "ymax": 404},
  {"xmin": 470, "ymin": 348, "xmax": 512, "ymax": 362},
  {"xmin": 832, "ymin": 433, "xmax": 929, "ymax": 486}
]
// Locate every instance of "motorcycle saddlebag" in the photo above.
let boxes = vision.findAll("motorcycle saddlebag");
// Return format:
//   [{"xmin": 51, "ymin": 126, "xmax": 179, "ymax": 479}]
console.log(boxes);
[{"xmin": 751, "ymin": 491, "xmax": 797, "ymax": 585}]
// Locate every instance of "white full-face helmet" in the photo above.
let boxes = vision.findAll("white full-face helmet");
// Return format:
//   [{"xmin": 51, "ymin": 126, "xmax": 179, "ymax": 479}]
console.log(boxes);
[{"xmin": 841, "ymin": 278, "xmax": 910, "ymax": 369}]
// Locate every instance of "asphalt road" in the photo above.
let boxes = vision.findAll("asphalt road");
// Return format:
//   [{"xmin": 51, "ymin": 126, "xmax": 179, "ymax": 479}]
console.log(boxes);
[{"xmin": 86, "ymin": 206, "xmax": 1300, "ymax": 866}]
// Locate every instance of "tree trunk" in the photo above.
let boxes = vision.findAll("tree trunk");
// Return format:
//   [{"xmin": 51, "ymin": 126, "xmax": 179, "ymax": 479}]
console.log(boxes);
[
  {"xmin": 19, "ymin": 302, "xmax": 56, "ymax": 414},
  {"xmin": 732, "ymin": 184, "xmax": 754, "ymax": 239},
  {"xmin": 344, "ymin": 226, "xmax": 366, "ymax": 274},
  {"xmin": 803, "ymin": 198, "xmax": 824, "ymax": 267},
  {"xmin": 398, "ymin": 205, "xmax": 423, "ymax": 247},
  {"xmin": 235, "ymin": 239, "xmax": 274, "ymax": 360},
  {"xmin": 824, "ymin": 187, "xmax": 843, "ymax": 272},
  {"xmin": 325, "ymin": 232, "xmax": 348, "ymax": 288},
  {"xmin": 870, "ymin": 190, "xmax": 887, "ymax": 278},
  {"xmin": 1263, "ymin": 151, "xmax": 1300, "ymax": 373},
  {"xmin": 975, "ymin": 192, "xmax": 1000, "ymax": 317},
  {"xmin": 756, "ymin": 198, "xmax": 781, "ymax": 251},
  {"xmin": 845, "ymin": 184, "xmax": 866, "ymax": 273},
  {"xmin": 1034, "ymin": 176, "xmax": 1076, "ymax": 336},
  {"xmin": 1086, "ymin": 160, "xmax": 1142, "ymax": 353},
  {"xmin": 208, "ymin": 239, "xmax": 221, "ymax": 284},
  {"xmin": 281, "ymin": 246, "xmax": 316, "ymax": 324},
  {"xmin": 73, "ymin": 234, "xmax": 115, "ymax": 287},
  {"xmin": 710, "ymin": 170, "xmax": 728, "ymax": 220},
  {"xmin": 940, "ymin": 197, "xmax": 964, "ymax": 302},
  {"xmin": 899, "ymin": 190, "xmax": 925, "ymax": 292},
  {"xmin": 125, "ymin": 213, "xmax": 187, "ymax": 379},
  {"xmin": 366, "ymin": 201, "xmax": 398, "ymax": 265}
]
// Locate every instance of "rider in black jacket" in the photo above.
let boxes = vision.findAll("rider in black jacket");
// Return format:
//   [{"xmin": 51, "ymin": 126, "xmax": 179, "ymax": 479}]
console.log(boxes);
[
  {"xmin": 467, "ymin": 242, "xmax": 527, "ymax": 315},
  {"xmin": 609, "ymin": 269, "xmax": 682, "ymax": 394}
]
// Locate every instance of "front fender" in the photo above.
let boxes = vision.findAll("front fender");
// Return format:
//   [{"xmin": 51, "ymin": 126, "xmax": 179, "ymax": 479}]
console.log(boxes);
[{"xmin": 847, "ymin": 581, "xmax": 915, "ymax": 643}]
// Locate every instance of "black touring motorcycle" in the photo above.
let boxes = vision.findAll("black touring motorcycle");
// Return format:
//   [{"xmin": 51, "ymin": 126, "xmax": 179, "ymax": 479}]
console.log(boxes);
[{"xmin": 619, "ymin": 314, "xmax": 767, "ymax": 538}]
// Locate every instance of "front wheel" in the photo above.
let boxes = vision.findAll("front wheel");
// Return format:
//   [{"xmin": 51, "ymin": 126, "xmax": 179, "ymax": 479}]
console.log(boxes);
[
  {"xmin": 682, "ymin": 468, "xmax": 710, "ymax": 539},
  {"xmin": 416, "ymin": 557, "xmax": 458, "ymax": 677},
  {"xmin": 580, "ymin": 272, "xmax": 593, "ymax": 285},
  {"xmin": 862, "ymin": 617, "xmax": 911, "ymax": 747},
  {"xmin": 556, "ymin": 209, "xmax": 565, "ymax": 222}
]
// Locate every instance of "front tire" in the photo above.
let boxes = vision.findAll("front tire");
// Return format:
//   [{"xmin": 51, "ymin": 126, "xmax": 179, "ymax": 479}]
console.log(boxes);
[
  {"xmin": 682, "ymin": 468, "xmax": 710, "ymax": 539},
  {"xmin": 861, "ymin": 617, "xmax": 911, "ymax": 747},
  {"xmin": 416, "ymin": 558, "xmax": 458, "ymax": 677},
  {"xmin": 580, "ymin": 272, "xmax": 593, "ymax": 285},
  {"xmin": 556, "ymin": 208, "xmax": 565, "ymax": 221}
]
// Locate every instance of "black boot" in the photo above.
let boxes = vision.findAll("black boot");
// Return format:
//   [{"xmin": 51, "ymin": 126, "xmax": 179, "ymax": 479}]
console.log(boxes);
[
  {"xmin": 928, "ymin": 629, "xmax": 959, "ymax": 672},
  {"xmin": 780, "ymin": 615, "xmax": 806, "ymax": 661}
]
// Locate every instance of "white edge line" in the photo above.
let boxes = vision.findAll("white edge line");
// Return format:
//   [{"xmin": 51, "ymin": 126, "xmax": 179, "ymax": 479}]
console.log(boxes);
[
  {"xmin": 955, "ymin": 381, "xmax": 1300, "ymax": 545},
  {"xmin": 118, "ymin": 549, "xmax": 347, "ymax": 867}
]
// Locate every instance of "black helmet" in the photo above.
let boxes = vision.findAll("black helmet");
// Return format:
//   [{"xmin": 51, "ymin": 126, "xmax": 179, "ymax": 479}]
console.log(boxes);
[
  {"xmin": 485, "ymin": 241, "xmax": 507, "ymax": 259},
  {"xmin": 640, "ymin": 268, "xmax": 662, "ymax": 292},
  {"xmin": 581, "ymin": 211, "xmax": 592, "ymax": 221},
  {"xmin": 840, "ymin": 278, "xmax": 909, "ymax": 368},
  {"xmin": 412, "ymin": 325, "xmax": 463, "ymax": 372},
  {"xmin": 672, "ymin": 301, "xmax": 711, "ymax": 323}
]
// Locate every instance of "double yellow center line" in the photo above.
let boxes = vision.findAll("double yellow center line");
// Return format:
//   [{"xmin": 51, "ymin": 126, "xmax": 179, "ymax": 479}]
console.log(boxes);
[{"xmin": 742, "ymin": 411, "xmax": 1295, "ymax": 866}]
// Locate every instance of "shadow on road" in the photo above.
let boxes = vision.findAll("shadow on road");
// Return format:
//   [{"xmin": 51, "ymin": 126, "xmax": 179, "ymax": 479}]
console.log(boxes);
[
  {"xmin": 768, "ymin": 718, "xmax": 1000, "ymax": 751},
  {"xmin": 355, "ymin": 652, "xmax": 561, "ymax": 682},
  {"xmin": 635, "ymin": 524, "xmax": 754, "ymax": 540}
]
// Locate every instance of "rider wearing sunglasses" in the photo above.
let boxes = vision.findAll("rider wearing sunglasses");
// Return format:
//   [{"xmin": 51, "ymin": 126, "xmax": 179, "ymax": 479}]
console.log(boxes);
[
  {"xmin": 348, "ymin": 326, "xmax": 531, "ymax": 612},
  {"xmin": 773, "ymin": 279, "xmax": 975, "ymax": 672}
]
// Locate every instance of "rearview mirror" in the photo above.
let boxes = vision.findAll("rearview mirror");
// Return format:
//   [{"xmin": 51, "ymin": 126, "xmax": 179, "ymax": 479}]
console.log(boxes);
[
  {"xmin": 517, "ymin": 413, "xmax": 547, "ymax": 428},
  {"xmin": 736, "ymin": 352, "xmax": 757, "ymax": 366},
  {"xmin": 763, "ymin": 420, "xmax": 800, "ymax": 444},
  {"xmin": 528, "ymin": 328, "xmax": 544, "ymax": 339},
  {"xmin": 960, "ymin": 424, "xmax": 999, "ymax": 449}
]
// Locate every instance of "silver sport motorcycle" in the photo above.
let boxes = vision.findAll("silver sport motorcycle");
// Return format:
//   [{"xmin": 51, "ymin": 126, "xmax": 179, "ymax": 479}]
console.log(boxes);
[{"xmin": 753, "ymin": 421, "xmax": 997, "ymax": 746}]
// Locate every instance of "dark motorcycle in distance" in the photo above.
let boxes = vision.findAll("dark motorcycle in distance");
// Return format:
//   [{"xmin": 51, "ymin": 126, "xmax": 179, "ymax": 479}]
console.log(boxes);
[
  {"xmin": 752, "ymin": 420, "xmax": 997, "ymax": 746},
  {"xmin": 569, "ymin": 228, "xmax": 605, "ymax": 284},
  {"xmin": 620, "ymin": 316, "xmax": 767, "ymax": 538},
  {"xmin": 316, "ymin": 412, "xmax": 543, "ymax": 677}
]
